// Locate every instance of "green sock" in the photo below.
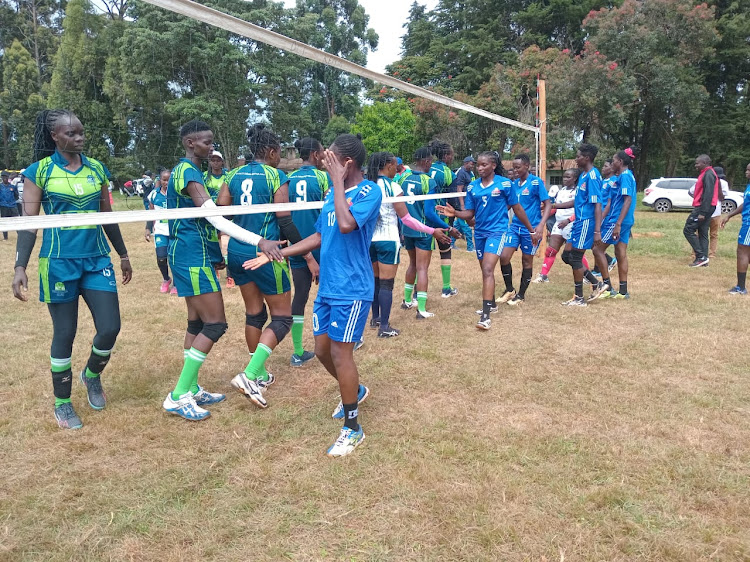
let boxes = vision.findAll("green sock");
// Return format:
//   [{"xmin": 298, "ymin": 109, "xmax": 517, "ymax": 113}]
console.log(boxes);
[
  {"xmin": 417, "ymin": 291, "xmax": 428, "ymax": 313},
  {"xmin": 244, "ymin": 343, "xmax": 272, "ymax": 381},
  {"xmin": 292, "ymin": 315, "xmax": 305, "ymax": 356},
  {"xmin": 54, "ymin": 397, "xmax": 72, "ymax": 407},
  {"xmin": 85, "ymin": 345, "xmax": 111, "ymax": 378},
  {"xmin": 404, "ymin": 283, "xmax": 415, "ymax": 302},
  {"xmin": 441, "ymin": 265, "xmax": 452, "ymax": 290},
  {"xmin": 172, "ymin": 347, "xmax": 206, "ymax": 400}
]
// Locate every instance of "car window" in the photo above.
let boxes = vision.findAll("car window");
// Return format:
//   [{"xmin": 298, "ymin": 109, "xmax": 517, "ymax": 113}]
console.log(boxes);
[{"xmin": 658, "ymin": 179, "xmax": 693, "ymax": 190}]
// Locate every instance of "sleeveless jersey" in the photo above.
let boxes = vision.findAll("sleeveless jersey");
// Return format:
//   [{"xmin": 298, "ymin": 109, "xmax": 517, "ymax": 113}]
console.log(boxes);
[
  {"xmin": 148, "ymin": 187, "xmax": 169, "ymax": 236},
  {"xmin": 371, "ymin": 176, "xmax": 404, "ymax": 243}
]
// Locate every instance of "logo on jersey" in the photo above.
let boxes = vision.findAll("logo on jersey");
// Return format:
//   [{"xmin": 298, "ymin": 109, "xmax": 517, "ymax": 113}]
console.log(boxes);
[
  {"xmin": 87, "ymin": 175, "xmax": 96, "ymax": 185},
  {"xmin": 491, "ymin": 188, "xmax": 501, "ymax": 197},
  {"xmin": 522, "ymin": 188, "xmax": 530, "ymax": 196},
  {"xmin": 54, "ymin": 282, "xmax": 66, "ymax": 292}
]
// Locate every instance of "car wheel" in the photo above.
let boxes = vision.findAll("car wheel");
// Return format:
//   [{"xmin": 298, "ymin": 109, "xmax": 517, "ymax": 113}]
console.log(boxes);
[
  {"xmin": 654, "ymin": 198, "xmax": 672, "ymax": 213},
  {"xmin": 721, "ymin": 200, "xmax": 736, "ymax": 214}
]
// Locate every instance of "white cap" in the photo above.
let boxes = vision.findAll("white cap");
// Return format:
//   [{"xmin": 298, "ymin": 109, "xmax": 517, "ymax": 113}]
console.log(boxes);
[{"xmin": 211, "ymin": 150, "xmax": 224, "ymax": 160}]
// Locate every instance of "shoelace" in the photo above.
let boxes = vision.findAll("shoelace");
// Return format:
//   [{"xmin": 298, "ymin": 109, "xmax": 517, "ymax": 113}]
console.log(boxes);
[
  {"xmin": 57, "ymin": 402, "xmax": 76, "ymax": 418},
  {"xmin": 86, "ymin": 376, "xmax": 103, "ymax": 393}
]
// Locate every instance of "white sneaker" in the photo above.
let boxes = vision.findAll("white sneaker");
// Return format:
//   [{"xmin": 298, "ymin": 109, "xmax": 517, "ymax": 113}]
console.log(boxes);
[
  {"xmin": 326, "ymin": 425, "xmax": 365, "ymax": 457},
  {"xmin": 230, "ymin": 373, "xmax": 268, "ymax": 408},
  {"xmin": 476, "ymin": 317, "xmax": 492, "ymax": 330},
  {"xmin": 163, "ymin": 392, "xmax": 210, "ymax": 421},
  {"xmin": 415, "ymin": 310, "xmax": 435, "ymax": 319},
  {"xmin": 475, "ymin": 306, "xmax": 498, "ymax": 314}
]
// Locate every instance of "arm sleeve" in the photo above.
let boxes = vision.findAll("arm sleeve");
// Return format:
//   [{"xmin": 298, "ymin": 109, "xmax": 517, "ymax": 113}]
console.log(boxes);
[
  {"xmin": 278, "ymin": 214, "xmax": 303, "ymax": 245},
  {"xmin": 103, "ymin": 224, "xmax": 128, "ymax": 256},
  {"xmin": 400, "ymin": 213, "xmax": 435, "ymax": 235},
  {"xmin": 424, "ymin": 179, "xmax": 448, "ymax": 227},
  {"xmin": 14, "ymin": 230, "xmax": 37, "ymax": 269}
]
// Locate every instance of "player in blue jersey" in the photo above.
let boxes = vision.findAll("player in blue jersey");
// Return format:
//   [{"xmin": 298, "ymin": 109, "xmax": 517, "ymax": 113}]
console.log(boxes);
[
  {"xmin": 288, "ymin": 137, "xmax": 328, "ymax": 366},
  {"xmin": 429, "ymin": 139, "xmax": 459, "ymax": 298},
  {"xmin": 204, "ymin": 150, "xmax": 234, "ymax": 288},
  {"xmin": 590, "ymin": 148, "xmax": 638, "ymax": 301},
  {"xmin": 400, "ymin": 146, "xmax": 461, "ymax": 319},
  {"xmin": 12, "ymin": 109, "xmax": 132, "ymax": 430},
  {"xmin": 147, "ymin": 168, "xmax": 175, "ymax": 294},
  {"xmin": 721, "ymin": 162, "xmax": 750, "ymax": 295},
  {"xmin": 498, "ymin": 154, "xmax": 551, "ymax": 306},
  {"xmin": 561, "ymin": 143, "xmax": 604, "ymax": 307},
  {"xmin": 244, "ymin": 134, "xmax": 381, "ymax": 457},
  {"xmin": 220, "ymin": 124, "xmax": 305, "ymax": 409},
  {"xmin": 590, "ymin": 158, "xmax": 616, "ymax": 280},
  {"xmin": 437, "ymin": 151, "xmax": 539, "ymax": 330},
  {"xmin": 162, "ymin": 120, "xmax": 282, "ymax": 422}
]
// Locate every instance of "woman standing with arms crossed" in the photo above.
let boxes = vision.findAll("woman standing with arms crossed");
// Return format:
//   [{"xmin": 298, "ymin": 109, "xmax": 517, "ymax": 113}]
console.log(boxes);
[{"xmin": 12, "ymin": 109, "xmax": 132, "ymax": 429}]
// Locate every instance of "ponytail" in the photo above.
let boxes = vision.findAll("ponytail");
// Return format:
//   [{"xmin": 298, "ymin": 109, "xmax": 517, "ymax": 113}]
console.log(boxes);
[
  {"xmin": 294, "ymin": 137, "xmax": 323, "ymax": 161},
  {"xmin": 479, "ymin": 151, "xmax": 504, "ymax": 176},
  {"xmin": 367, "ymin": 152, "xmax": 395, "ymax": 181}
]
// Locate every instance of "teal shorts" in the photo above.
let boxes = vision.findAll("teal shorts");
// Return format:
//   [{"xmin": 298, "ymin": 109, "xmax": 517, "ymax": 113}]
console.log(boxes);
[
  {"xmin": 403, "ymin": 236, "xmax": 434, "ymax": 252},
  {"xmin": 227, "ymin": 252, "xmax": 291, "ymax": 295},
  {"xmin": 369, "ymin": 240, "xmax": 400, "ymax": 265},
  {"xmin": 170, "ymin": 262, "xmax": 220, "ymax": 297},
  {"xmin": 39, "ymin": 256, "xmax": 117, "ymax": 303}
]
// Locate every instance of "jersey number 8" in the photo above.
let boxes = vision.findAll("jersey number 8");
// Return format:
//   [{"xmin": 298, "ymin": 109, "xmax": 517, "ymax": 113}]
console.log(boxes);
[{"xmin": 240, "ymin": 179, "xmax": 253, "ymax": 205}]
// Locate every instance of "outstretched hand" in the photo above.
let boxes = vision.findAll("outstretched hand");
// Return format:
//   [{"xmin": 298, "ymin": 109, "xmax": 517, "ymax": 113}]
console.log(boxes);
[
  {"xmin": 433, "ymin": 228, "xmax": 451, "ymax": 245},
  {"xmin": 258, "ymin": 238, "xmax": 286, "ymax": 262},
  {"xmin": 436, "ymin": 203, "xmax": 456, "ymax": 217},
  {"xmin": 243, "ymin": 253, "xmax": 270, "ymax": 271}
]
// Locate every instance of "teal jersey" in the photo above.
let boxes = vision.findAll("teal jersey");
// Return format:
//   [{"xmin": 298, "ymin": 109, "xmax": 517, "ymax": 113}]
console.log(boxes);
[
  {"xmin": 167, "ymin": 158, "xmax": 217, "ymax": 266},
  {"xmin": 22, "ymin": 151, "xmax": 111, "ymax": 259},
  {"xmin": 429, "ymin": 161, "xmax": 455, "ymax": 194},
  {"xmin": 203, "ymin": 169, "xmax": 228, "ymax": 202},
  {"xmin": 226, "ymin": 161, "xmax": 288, "ymax": 258},
  {"xmin": 399, "ymin": 171, "xmax": 436, "ymax": 239},
  {"xmin": 148, "ymin": 187, "xmax": 169, "ymax": 236},
  {"xmin": 288, "ymin": 165, "xmax": 329, "ymax": 268}
]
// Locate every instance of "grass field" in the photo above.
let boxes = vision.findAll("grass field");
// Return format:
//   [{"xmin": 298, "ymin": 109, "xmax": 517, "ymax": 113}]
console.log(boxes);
[{"xmin": 1, "ymin": 197, "xmax": 750, "ymax": 561}]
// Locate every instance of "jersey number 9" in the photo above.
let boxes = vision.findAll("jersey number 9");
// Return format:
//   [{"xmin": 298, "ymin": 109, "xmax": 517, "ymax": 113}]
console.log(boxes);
[{"xmin": 296, "ymin": 180, "xmax": 307, "ymax": 203}]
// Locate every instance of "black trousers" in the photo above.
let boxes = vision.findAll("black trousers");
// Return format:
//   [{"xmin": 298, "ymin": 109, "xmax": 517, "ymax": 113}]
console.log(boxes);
[{"xmin": 683, "ymin": 207, "xmax": 714, "ymax": 260}]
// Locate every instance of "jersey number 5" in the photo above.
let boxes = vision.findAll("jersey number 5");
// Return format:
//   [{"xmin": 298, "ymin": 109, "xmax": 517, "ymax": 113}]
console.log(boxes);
[{"xmin": 240, "ymin": 179, "xmax": 253, "ymax": 205}]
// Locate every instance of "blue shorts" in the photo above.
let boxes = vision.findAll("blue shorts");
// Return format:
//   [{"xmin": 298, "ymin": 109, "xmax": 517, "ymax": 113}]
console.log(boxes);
[
  {"xmin": 601, "ymin": 222, "xmax": 633, "ymax": 245},
  {"xmin": 474, "ymin": 234, "xmax": 505, "ymax": 261},
  {"xmin": 289, "ymin": 249, "xmax": 321, "ymax": 270},
  {"xmin": 170, "ymin": 263, "xmax": 220, "ymax": 297},
  {"xmin": 369, "ymin": 240, "xmax": 400, "ymax": 265},
  {"xmin": 154, "ymin": 234, "xmax": 169, "ymax": 249},
  {"xmin": 502, "ymin": 226, "xmax": 540, "ymax": 255},
  {"xmin": 739, "ymin": 224, "xmax": 750, "ymax": 247},
  {"xmin": 403, "ymin": 236, "xmax": 434, "ymax": 252},
  {"xmin": 569, "ymin": 218, "xmax": 594, "ymax": 250},
  {"xmin": 227, "ymin": 252, "xmax": 291, "ymax": 295},
  {"xmin": 312, "ymin": 296, "xmax": 370, "ymax": 343},
  {"xmin": 38, "ymin": 256, "xmax": 117, "ymax": 303}
]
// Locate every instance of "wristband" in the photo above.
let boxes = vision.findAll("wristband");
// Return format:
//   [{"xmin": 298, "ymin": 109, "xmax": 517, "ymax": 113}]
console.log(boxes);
[{"xmin": 14, "ymin": 230, "xmax": 37, "ymax": 269}]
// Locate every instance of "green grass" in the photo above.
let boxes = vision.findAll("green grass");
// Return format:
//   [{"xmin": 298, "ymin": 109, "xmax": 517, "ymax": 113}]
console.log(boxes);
[{"xmin": 1, "ymin": 201, "xmax": 750, "ymax": 560}]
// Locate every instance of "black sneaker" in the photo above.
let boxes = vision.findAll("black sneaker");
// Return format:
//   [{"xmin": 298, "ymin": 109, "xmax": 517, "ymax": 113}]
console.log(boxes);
[
  {"xmin": 54, "ymin": 402, "xmax": 83, "ymax": 429},
  {"xmin": 369, "ymin": 317, "xmax": 380, "ymax": 329},
  {"xmin": 290, "ymin": 350, "xmax": 316, "ymax": 367},
  {"xmin": 689, "ymin": 257, "xmax": 709, "ymax": 267},
  {"xmin": 378, "ymin": 326, "xmax": 400, "ymax": 338},
  {"xmin": 80, "ymin": 370, "xmax": 106, "ymax": 410}
]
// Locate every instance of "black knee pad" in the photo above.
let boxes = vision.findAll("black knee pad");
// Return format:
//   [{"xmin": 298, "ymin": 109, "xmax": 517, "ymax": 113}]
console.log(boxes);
[
  {"xmin": 569, "ymin": 250, "xmax": 585, "ymax": 270},
  {"xmin": 379, "ymin": 278, "xmax": 395, "ymax": 291},
  {"xmin": 268, "ymin": 315, "xmax": 292, "ymax": 343},
  {"xmin": 561, "ymin": 250, "xmax": 572, "ymax": 265},
  {"xmin": 187, "ymin": 319, "xmax": 204, "ymax": 336},
  {"xmin": 201, "ymin": 322, "xmax": 228, "ymax": 343},
  {"xmin": 439, "ymin": 247, "xmax": 452, "ymax": 260},
  {"xmin": 246, "ymin": 305, "xmax": 268, "ymax": 330}
]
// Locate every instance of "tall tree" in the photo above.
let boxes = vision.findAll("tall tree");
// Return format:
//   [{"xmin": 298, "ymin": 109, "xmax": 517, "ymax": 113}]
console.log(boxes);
[{"xmin": 351, "ymin": 99, "xmax": 416, "ymax": 156}]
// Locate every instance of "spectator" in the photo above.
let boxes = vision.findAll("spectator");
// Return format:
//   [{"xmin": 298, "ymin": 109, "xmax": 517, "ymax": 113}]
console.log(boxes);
[
  {"xmin": 237, "ymin": 154, "xmax": 246, "ymax": 167},
  {"xmin": 684, "ymin": 154, "xmax": 718, "ymax": 267},
  {"xmin": 12, "ymin": 171, "xmax": 23, "ymax": 215},
  {"xmin": 690, "ymin": 165, "xmax": 730, "ymax": 259},
  {"xmin": 1, "ymin": 170, "xmax": 20, "ymax": 240},
  {"xmin": 452, "ymin": 156, "xmax": 476, "ymax": 252}
]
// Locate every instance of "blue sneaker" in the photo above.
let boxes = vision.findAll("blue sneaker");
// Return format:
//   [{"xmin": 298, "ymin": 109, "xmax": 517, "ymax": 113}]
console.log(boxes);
[
  {"xmin": 162, "ymin": 392, "xmax": 210, "ymax": 421},
  {"xmin": 192, "ymin": 385, "xmax": 226, "ymax": 406},
  {"xmin": 54, "ymin": 402, "xmax": 83, "ymax": 430},
  {"xmin": 80, "ymin": 369, "xmax": 106, "ymax": 410},
  {"xmin": 441, "ymin": 287, "xmax": 458, "ymax": 298},
  {"xmin": 332, "ymin": 384, "xmax": 370, "ymax": 419},
  {"xmin": 326, "ymin": 425, "xmax": 365, "ymax": 457},
  {"xmin": 290, "ymin": 350, "xmax": 316, "ymax": 367},
  {"xmin": 729, "ymin": 286, "xmax": 748, "ymax": 295}
]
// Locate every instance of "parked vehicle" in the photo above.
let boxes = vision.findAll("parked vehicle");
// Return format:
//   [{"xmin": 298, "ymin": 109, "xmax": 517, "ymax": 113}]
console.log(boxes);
[{"xmin": 642, "ymin": 177, "xmax": 740, "ymax": 214}]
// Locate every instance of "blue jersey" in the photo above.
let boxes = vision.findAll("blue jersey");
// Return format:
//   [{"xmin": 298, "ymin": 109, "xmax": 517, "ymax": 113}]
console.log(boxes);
[
  {"xmin": 399, "ymin": 172, "xmax": 445, "ymax": 237},
  {"xmin": 742, "ymin": 184, "xmax": 750, "ymax": 226},
  {"xmin": 465, "ymin": 175, "xmax": 518, "ymax": 236},
  {"xmin": 607, "ymin": 169, "xmax": 637, "ymax": 226},
  {"xmin": 225, "ymin": 162, "xmax": 288, "ymax": 259},
  {"xmin": 574, "ymin": 168, "xmax": 602, "ymax": 221},
  {"xmin": 601, "ymin": 176, "xmax": 616, "ymax": 209},
  {"xmin": 288, "ymin": 165, "xmax": 329, "ymax": 267},
  {"xmin": 512, "ymin": 173, "xmax": 548, "ymax": 228},
  {"xmin": 314, "ymin": 180, "xmax": 382, "ymax": 302},
  {"xmin": 23, "ymin": 151, "xmax": 111, "ymax": 259},
  {"xmin": 167, "ymin": 158, "xmax": 218, "ymax": 266}
]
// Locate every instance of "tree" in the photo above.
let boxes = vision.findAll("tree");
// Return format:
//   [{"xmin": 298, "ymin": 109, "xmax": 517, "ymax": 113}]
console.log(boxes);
[{"xmin": 351, "ymin": 100, "xmax": 416, "ymax": 156}]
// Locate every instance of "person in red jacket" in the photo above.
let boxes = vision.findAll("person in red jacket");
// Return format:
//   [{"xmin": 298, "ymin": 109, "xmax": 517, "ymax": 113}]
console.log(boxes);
[{"xmin": 684, "ymin": 154, "xmax": 718, "ymax": 267}]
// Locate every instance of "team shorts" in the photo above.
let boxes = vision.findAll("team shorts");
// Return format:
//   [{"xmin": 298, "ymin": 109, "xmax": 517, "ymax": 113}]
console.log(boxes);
[
  {"xmin": 474, "ymin": 234, "xmax": 505, "ymax": 261},
  {"xmin": 739, "ymin": 224, "xmax": 750, "ymax": 247},
  {"xmin": 289, "ymin": 249, "xmax": 321, "ymax": 270},
  {"xmin": 312, "ymin": 296, "xmax": 370, "ymax": 343},
  {"xmin": 38, "ymin": 256, "xmax": 117, "ymax": 304},
  {"xmin": 403, "ymin": 236, "xmax": 434, "ymax": 252},
  {"xmin": 569, "ymin": 218, "xmax": 594, "ymax": 250},
  {"xmin": 170, "ymin": 262, "xmax": 220, "ymax": 297},
  {"xmin": 550, "ymin": 221, "xmax": 573, "ymax": 239},
  {"xmin": 227, "ymin": 252, "xmax": 291, "ymax": 295},
  {"xmin": 154, "ymin": 234, "xmax": 169, "ymax": 249},
  {"xmin": 370, "ymin": 240, "xmax": 400, "ymax": 265},
  {"xmin": 502, "ymin": 226, "xmax": 540, "ymax": 256},
  {"xmin": 601, "ymin": 222, "xmax": 633, "ymax": 245}
]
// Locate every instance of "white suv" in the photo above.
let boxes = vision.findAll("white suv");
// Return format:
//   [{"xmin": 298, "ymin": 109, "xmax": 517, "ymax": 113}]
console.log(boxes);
[{"xmin": 642, "ymin": 177, "xmax": 741, "ymax": 213}]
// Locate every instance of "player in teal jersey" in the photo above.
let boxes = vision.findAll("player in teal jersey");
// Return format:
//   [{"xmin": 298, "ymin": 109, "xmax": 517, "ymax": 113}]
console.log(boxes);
[
  {"xmin": 222, "ymin": 124, "xmax": 305, "ymax": 408},
  {"xmin": 429, "ymin": 139, "xmax": 459, "ymax": 298},
  {"xmin": 400, "ymin": 146, "xmax": 461, "ymax": 319},
  {"xmin": 12, "ymin": 109, "xmax": 132, "ymax": 430},
  {"xmin": 147, "ymin": 168, "xmax": 174, "ymax": 294},
  {"xmin": 163, "ymin": 120, "xmax": 283, "ymax": 421},
  {"xmin": 288, "ymin": 137, "xmax": 328, "ymax": 366},
  {"xmin": 202, "ymin": 150, "xmax": 226, "ymax": 279}
]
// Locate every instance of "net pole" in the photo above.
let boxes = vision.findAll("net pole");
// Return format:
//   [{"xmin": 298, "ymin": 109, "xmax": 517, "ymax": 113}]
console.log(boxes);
[{"xmin": 538, "ymin": 79, "xmax": 548, "ymax": 257}]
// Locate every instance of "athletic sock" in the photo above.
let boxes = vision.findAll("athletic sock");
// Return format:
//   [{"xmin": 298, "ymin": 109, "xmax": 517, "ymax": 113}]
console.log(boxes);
[
  {"xmin": 584, "ymin": 269, "xmax": 599, "ymax": 285},
  {"xmin": 172, "ymin": 347, "xmax": 206, "ymax": 400},
  {"xmin": 378, "ymin": 285, "xmax": 393, "ymax": 330},
  {"xmin": 518, "ymin": 267, "xmax": 532, "ymax": 298},
  {"xmin": 541, "ymin": 248, "xmax": 557, "ymax": 275},
  {"xmin": 501, "ymin": 263, "xmax": 513, "ymax": 291},
  {"xmin": 372, "ymin": 277, "xmax": 380, "ymax": 319},
  {"xmin": 440, "ymin": 265, "xmax": 451, "ymax": 290},
  {"xmin": 738, "ymin": 272, "xmax": 746, "ymax": 290},
  {"xmin": 244, "ymin": 343, "xmax": 271, "ymax": 381},
  {"xmin": 575, "ymin": 282, "xmax": 584, "ymax": 298},
  {"xmin": 51, "ymin": 357, "xmax": 73, "ymax": 407},
  {"xmin": 582, "ymin": 256, "xmax": 590, "ymax": 270},
  {"xmin": 620, "ymin": 281, "xmax": 628, "ymax": 294},
  {"xmin": 342, "ymin": 402, "xmax": 359, "ymax": 430},
  {"xmin": 601, "ymin": 276, "xmax": 611, "ymax": 288},
  {"xmin": 291, "ymin": 316, "xmax": 305, "ymax": 356},
  {"xmin": 404, "ymin": 282, "xmax": 415, "ymax": 303},
  {"xmin": 482, "ymin": 299, "xmax": 494, "ymax": 317},
  {"xmin": 85, "ymin": 345, "xmax": 111, "ymax": 377},
  {"xmin": 417, "ymin": 291, "xmax": 428, "ymax": 313}
]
